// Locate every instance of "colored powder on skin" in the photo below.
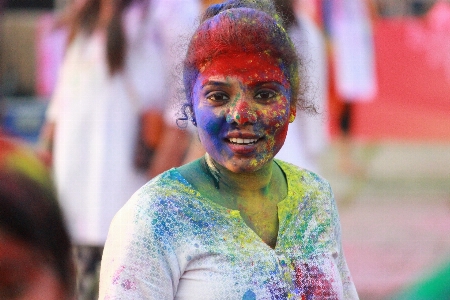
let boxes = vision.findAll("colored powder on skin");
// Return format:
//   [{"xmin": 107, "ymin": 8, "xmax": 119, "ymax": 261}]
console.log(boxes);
[
  {"xmin": 200, "ymin": 53, "xmax": 290, "ymax": 90},
  {"xmin": 195, "ymin": 52, "xmax": 292, "ymax": 170}
]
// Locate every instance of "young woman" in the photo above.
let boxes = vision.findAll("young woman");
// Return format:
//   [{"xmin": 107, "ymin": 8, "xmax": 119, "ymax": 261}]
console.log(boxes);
[{"xmin": 99, "ymin": 1, "xmax": 358, "ymax": 299}]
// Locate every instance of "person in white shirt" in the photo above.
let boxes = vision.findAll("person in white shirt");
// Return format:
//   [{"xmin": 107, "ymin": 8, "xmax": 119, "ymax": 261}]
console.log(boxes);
[{"xmin": 38, "ymin": 0, "xmax": 198, "ymax": 298}]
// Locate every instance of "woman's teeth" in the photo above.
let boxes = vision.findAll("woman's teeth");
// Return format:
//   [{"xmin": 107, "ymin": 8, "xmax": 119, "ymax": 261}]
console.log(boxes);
[{"xmin": 228, "ymin": 138, "xmax": 258, "ymax": 144}]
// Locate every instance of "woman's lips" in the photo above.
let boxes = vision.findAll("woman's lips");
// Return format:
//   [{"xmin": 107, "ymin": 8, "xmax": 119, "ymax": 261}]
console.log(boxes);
[
  {"xmin": 225, "ymin": 137, "xmax": 262, "ymax": 154},
  {"xmin": 228, "ymin": 137, "xmax": 258, "ymax": 145}
]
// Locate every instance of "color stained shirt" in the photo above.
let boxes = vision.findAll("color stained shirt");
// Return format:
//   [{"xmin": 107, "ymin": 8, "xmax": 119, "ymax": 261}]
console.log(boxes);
[{"xmin": 99, "ymin": 160, "xmax": 358, "ymax": 299}]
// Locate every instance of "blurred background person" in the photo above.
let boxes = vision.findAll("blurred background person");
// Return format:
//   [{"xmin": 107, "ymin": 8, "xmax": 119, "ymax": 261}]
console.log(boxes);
[
  {"xmin": 274, "ymin": 0, "xmax": 329, "ymax": 173},
  {"xmin": 37, "ymin": 0, "xmax": 198, "ymax": 298},
  {"xmin": 0, "ymin": 136, "xmax": 75, "ymax": 300},
  {"xmin": 322, "ymin": 0, "xmax": 377, "ymax": 174}
]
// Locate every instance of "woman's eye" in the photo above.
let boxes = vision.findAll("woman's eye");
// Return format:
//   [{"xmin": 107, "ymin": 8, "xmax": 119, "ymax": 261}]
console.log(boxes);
[
  {"xmin": 255, "ymin": 90, "xmax": 277, "ymax": 100},
  {"xmin": 206, "ymin": 92, "xmax": 229, "ymax": 102}
]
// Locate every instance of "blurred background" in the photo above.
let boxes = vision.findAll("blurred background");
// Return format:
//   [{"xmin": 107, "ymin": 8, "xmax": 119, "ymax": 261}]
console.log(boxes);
[{"xmin": 1, "ymin": 0, "xmax": 449, "ymax": 299}]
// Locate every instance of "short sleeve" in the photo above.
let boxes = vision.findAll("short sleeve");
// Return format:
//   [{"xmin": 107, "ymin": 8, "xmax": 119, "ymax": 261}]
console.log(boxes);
[
  {"xmin": 45, "ymin": 35, "xmax": 81, "ymax": 123},
  {"xmin": 46, "ymin": 78, "xmax": 61, "ymax": 123},
  {"xmin": 45, "ymin": 41, "xmax": 73, "ymax": 122}
]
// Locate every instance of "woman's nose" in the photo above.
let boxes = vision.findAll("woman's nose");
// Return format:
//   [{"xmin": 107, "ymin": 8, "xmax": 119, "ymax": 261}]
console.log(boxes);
[{"xmin": 226, "ymin": 100, "xmax": 257, "ymax": 125}]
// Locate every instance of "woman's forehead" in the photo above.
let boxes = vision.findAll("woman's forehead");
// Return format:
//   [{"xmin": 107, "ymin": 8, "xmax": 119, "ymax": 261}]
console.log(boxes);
[{"xmin": 198, "ymin": 53, "xmax": 290, "ymax": 89}]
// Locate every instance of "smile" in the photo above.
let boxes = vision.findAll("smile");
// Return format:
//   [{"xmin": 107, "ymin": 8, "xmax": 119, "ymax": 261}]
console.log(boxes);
[{"xmin": 228, "ymin": 138, "xmax": 259, "ymax": 145}]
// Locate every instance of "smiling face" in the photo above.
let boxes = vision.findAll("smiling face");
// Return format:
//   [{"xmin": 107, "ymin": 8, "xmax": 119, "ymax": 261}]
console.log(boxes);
[{"xmin": 193, "ymin": 53, "xmax": 296, "ymax": 173}]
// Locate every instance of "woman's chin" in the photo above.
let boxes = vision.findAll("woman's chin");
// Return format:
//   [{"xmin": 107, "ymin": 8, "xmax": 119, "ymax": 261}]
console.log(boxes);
[{"xmin": 221, "ymin": 156, "xmax": 271, "ymax": 174}]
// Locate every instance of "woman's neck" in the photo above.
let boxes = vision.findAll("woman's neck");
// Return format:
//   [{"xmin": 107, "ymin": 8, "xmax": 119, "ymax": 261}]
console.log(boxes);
[
  {"xmin": 203, "ymin": 154, "xmax": 285, "ymax": 208},
  {"xmin": 202, "ymin": 154, "xmax": 287, "ymax": 248}
]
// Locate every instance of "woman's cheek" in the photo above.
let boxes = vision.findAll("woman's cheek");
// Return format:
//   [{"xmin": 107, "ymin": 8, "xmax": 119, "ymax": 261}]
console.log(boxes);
[
  {"xmin": 257, "ymin": 105, "xmax": 289, "ymax": 133},
  {"xmin": 196, "ymin": 108, "xmax": 226, "ymax": 151},
  {"xmin": 274, "ymin": 121, "xmax": 289, "ymax": 147},
  {"xmin": 258, "ymin": 106, "xmax": 290, "ymax": 153}
]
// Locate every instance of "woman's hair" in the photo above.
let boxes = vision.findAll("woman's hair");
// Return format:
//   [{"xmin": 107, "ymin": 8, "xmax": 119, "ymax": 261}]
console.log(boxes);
[
  {"xmin": 0, "ymin": 138, "xmax": 75, "ymax": 297},
  {"xmin": 180, "ymin": 0, "xmax": 313, "ymax": 125},
  {"xmin": 63, "ymin": 0, "xmax": 137, "ymax": 75},
  {"xmin": 273, "ymin": 0, "xmax": 298, "ymax": 29}
]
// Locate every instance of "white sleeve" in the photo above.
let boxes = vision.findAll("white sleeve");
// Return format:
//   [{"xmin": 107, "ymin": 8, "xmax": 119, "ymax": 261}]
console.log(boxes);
[
  {"xmin": 99, "ymin": 194, "xmax": 180, "ymax": 299},
  {"xmin": 45, "ymin": 36, "xmax": 78, "ymax": 123},
  {"xmin": 46, "ymin": 74, "xmax": 62, "ymax": 123},
  {"xmin": 329, "ymin": 190, "xmax": 359, "ymax": 299}
]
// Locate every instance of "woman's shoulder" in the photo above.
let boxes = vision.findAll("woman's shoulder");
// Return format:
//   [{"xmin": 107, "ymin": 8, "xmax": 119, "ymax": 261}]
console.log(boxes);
[
  {"xmin": 116, "ymin": 169, "xmax": 192, "ymax": 218},
  {"xmin": 108, "ymin": 167, "xmax": 222, "ymax": 245},
  {"xmin": 134, "ymin": 168, "xmax": 194, "ymax": 201},
  {"xmin": 275, "ymin": 160, "xmax": 337, "ymax": 223},
  {"xmin": 275, "ymin": 159, "xmax": 334, "ymax": 211}
]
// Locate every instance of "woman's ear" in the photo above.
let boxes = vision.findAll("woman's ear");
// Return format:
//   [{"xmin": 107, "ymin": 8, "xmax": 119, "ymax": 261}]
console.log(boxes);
[
  {"xmin": 191, "ymin": 109, "xmax": 197, "ymax": 127},
  {"xmin": 187, "ymin": 104, "xmax": 197, "ymax": 127},
  {"xmin": 289, "ymin": 106, "xmax": 296, "ymax": 123}
]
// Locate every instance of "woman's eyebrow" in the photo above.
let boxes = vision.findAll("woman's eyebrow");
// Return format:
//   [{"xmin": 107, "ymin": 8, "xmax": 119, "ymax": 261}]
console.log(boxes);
[
  {"xmin": 201, "ymin": 80, "xmax": 230, "ymax": 88},
  {"xmin": 248, "ymin": 80, "xmax": 286, "ymax": 89},
  {"xmin": 252, "ymin": 80, "xmax": 283, "ymax": 86}
]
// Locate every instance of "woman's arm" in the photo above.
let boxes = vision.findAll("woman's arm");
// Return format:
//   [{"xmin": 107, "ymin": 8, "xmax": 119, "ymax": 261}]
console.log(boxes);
[
  {"xmin": 36, "ymin": 121, "xmax": 55, "ymax": 167},
  {"xmin": 147, "ymin": 122, "xmax": 190, "ymax": 178},
  {"xmin": 329, "ymin": 191, "xmax": 359, "ymax": 299},
  {"xmin": 99, "ymin": 196, "xmax": 180, "ymax": 299}
]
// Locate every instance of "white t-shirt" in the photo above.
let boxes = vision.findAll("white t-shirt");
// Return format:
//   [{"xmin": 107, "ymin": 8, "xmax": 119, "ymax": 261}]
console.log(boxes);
[{"xmin": 99, "ymin": 161, "xmax": 358, "ymax": 299}]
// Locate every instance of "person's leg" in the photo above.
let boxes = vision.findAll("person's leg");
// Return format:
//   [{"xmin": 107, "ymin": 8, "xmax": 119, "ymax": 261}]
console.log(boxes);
[
  {"xmin": 73, "ymin": 245, "xmax": 103, "ymax": 300},
  {"xmin": 339, "ymin": 102, "xmax": 352, "ymax": 137},
  {"xmin": 338, "ymin": 102, "xmax": 362, "ymax": 174}
]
